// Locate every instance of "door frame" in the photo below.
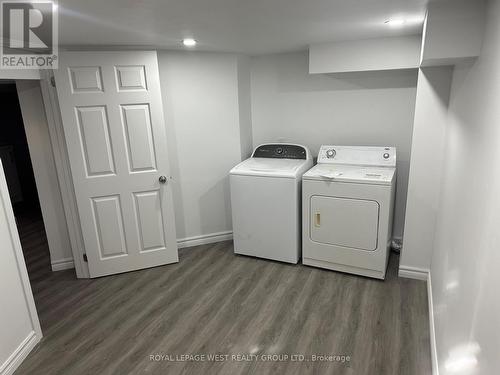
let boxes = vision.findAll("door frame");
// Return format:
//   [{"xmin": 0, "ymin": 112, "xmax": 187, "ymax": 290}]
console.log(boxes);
[
  {"xmin": 37, "ymin": 71, "xmax": 90, "ymax": 278},
  {"xmin": 12, "ymin": 73, "xmax": 89, "ymax": 278},
  {"xmin": 0, "ymin": 159, "xmax": 42, "ymax": 375}
]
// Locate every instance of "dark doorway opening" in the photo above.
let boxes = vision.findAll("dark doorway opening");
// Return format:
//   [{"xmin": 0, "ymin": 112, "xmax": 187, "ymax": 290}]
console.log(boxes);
[{"xmin": 0, "ymin": 83, "xmax": 52, "ymax": 283}]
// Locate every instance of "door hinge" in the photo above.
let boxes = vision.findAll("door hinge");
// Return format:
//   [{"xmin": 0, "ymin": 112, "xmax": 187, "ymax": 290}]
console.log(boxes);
[
  {"xmin": 50, "ymin": 76, "xmax": 56, "ymax": 87},
  {"xmin": 83, "ymin": 253, "xmax": 88, "ymax": 262}
]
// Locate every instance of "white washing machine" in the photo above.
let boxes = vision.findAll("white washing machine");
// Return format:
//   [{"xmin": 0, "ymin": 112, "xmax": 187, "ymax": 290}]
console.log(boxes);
[
  {"xmin": 302, "ymin": 146, "xmax": 396, "ymax": 279},
  {"xmin": 230, "ymin": 144, "xmax": 312, "ymax": 263}
]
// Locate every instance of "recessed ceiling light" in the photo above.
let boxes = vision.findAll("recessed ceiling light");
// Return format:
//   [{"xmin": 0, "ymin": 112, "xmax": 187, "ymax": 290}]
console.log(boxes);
[
  {"xmin": 182, "ymin": 38, "xmax": 197, "ymax": 47},
  {"xmin": 385, "ymin": 19, "xmax": 406, "ymax": 27}
]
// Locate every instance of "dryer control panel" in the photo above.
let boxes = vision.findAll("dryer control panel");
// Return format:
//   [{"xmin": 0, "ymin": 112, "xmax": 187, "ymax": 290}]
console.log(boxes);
[
  {"xmin": 253, "ymin": 144, "xmax": 308, "ymax": 159},
  {"xmin": 317, "ymin": 145, "xmax": 396, "ymax": 167}
]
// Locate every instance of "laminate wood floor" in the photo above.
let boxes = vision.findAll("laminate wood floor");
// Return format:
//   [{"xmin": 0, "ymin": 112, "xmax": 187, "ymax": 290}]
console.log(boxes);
[
  {"xmin": 16, "ymin": 208, "xmax": 52, "ymax": 285},
  {"xmin": 15, "ymin": 240, "xmax": 431, "ymax": 375}
]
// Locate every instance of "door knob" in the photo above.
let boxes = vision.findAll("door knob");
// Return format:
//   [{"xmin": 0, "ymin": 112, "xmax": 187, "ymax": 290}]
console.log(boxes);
[{"xmin": 159, "ymin": 175, "xmax": 167, "ymax": 184}]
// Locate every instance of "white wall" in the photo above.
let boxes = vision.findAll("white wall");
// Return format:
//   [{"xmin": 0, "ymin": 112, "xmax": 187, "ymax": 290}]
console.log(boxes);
[
  {"xmin": 310, "ymin": 35, "xmax": 421, "ymax": 74},
  {"xmin": 16, "ymin": 81, "xmax": 74, "ymax": 270},
  {"xmin": 158, "ymin": 52, "xmax": 249, "ymax": 243},
  {"xmin": 0, "ymin": 160, "xmax": 41, "ymax": 375},
  {"xmin": 421, "ymin": 0, "xmax": 485, "ymax": 66},
  {"xmin": 400, "ymin": 66, "xmax": 453, "ymax": 276},
  {"xmin": 250, "ymin": 51, "xmax": 418, "ymax": 238},
  {"xmin": 237, "ymin": 56, "xmax": 254, "ymax": 159},
  {"xmin": 430, "ymin": 0, "xmax": 500, "ymax": 373}
]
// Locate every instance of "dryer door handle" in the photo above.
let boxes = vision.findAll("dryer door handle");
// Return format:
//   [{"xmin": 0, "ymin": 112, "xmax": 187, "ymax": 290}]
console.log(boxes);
[{"xmin": 314, "ymin": 213, "xmax": 321, "ymax": 227}]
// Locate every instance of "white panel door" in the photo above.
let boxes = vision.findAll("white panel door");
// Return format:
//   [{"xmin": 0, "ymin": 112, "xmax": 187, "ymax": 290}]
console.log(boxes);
[{"xmin": 54, "ymin": 51, "xmax": 178, "ymax": 277}]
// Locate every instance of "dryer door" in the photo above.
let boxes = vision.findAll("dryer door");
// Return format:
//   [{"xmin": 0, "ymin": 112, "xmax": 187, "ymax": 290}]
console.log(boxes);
[{"xmin": 310, "ymin": 196, "xmax": 379, "ymax": 251}]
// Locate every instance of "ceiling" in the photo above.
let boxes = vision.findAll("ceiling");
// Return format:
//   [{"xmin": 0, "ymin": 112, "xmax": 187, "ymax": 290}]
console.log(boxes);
[{"xmin": 57, "ymin": 0, "xmax": 427, "ymax": 55}]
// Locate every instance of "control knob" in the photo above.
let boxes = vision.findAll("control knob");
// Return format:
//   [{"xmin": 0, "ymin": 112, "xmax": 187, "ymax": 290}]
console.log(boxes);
[{"xmin": 326, "ymin": 149, "xmax": 336, "ymax": 158}]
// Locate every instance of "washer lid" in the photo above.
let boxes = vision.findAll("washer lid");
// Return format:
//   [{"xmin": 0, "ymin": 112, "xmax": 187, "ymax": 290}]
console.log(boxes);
[
  {"xmin": 230, "ymin": 158, "xmax": 311, "ymax": 178},
  {"xmin": 303, "ymin": 164, "xmax": 395, "ymax": 185}
]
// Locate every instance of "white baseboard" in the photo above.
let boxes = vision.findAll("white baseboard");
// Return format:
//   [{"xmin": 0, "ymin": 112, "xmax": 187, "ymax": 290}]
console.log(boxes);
[
  {"xmin": 53, "ymin": 232, "xmax": 233, "ymax": 273},
  {"xmin": 51, "ymin": 257, "xmax": 75, "ymax": 271},
  {"xmin": 398, "ymin": 265, "xmax": 429, "ymax": 280},
  {"xmin": 0, "ymin": 331, "xmax": 40, "ymax": 375},
  {"xmin": 177, "ymin": 231, "xmax": 233, "ymax": 249},
  {"xmin": 427, "ymin": 272, "xmax": 439, "ymax": 375}
]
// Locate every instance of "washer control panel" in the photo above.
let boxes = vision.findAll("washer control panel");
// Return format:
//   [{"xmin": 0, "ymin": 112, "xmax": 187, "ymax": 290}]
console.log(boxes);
[
  {"xmin": 253, "ymin": 144, "xmax": 308, "ymax": 159},
  {"xmin": 317, "ymin": 145, "xmax": 396, "ymax": 166}
]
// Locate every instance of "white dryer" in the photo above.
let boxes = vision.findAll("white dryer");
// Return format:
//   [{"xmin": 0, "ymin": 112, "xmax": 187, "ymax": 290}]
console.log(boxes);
[
  {"xmin": 230, "ymin": 144, "xmax": 312, "ymax": 263},
  {"xmin": 302, "ymin": 146, "xmax": 396, "ymax": 279}
]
